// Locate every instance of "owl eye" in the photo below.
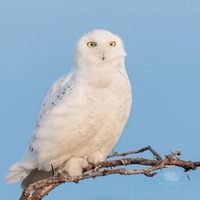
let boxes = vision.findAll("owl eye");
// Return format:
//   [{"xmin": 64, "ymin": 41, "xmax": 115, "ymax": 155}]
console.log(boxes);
[
  {"xmin": 87, "ymin": 42, "xmax": 97, "ymax": 47},
  {"xmin": 109, "ymin": 41, "xmax": 116, "ymax": 47}
]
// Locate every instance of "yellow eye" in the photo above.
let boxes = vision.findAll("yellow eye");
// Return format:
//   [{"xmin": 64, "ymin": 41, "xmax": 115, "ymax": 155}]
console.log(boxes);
[
  {"xmin": 109, "ymin": 41, "xmax": 116, "ymax": 47},
  {"xmin": 87, "ymin": 42, "xmax": 97, "ymax": 47}
]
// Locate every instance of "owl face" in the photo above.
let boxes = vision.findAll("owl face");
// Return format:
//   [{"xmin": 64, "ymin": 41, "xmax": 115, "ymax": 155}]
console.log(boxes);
[{"xmin": 75, "ymin": 30, "xmax": 127, "ymax": 66}]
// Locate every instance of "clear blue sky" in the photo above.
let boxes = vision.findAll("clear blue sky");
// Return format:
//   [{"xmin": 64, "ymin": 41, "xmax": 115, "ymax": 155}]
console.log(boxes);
[{"xmin": 1, "ymin": 0, "xmax": 200, "ymax": 199}]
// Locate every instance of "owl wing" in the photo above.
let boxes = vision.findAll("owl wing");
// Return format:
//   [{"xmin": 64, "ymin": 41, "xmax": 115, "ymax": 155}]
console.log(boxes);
[
  {"xmin": 29, "ymin": 72, "xmax": 74, "ymax": 151},
  {"xmin": 38, "ymin": 72, "xmax": 73, "ymax": 120}
]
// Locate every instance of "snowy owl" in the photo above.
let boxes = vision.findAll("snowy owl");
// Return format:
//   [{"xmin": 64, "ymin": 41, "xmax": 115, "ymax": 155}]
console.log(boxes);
[{"xmin": 6, "ymin": 29, "xmax": 132, "ymax": 188}]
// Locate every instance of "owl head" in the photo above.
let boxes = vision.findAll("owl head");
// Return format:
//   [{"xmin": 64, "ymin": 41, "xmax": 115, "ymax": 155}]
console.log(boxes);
[{"xmin": 75, "ymin": 29, "xmax": 127, "ymax": 67}]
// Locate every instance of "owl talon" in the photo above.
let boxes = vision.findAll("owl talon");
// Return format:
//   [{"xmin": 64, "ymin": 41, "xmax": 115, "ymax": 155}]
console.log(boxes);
[
  {"xmin": 51, "ymin": 164, "xmax": 55, "ymax": 176},
  {"xmin": 84, "ymin": 164, "xmax": 93, "ymax": 172}
]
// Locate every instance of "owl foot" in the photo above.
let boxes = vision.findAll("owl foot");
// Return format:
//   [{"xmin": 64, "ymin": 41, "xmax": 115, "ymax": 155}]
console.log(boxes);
[
  {"xmin": 88, "ymin": 151, "xmax": 105, "ymax": 164},
  {"xmin": 61, "ymin": 157, "xmax": 88, "ymax": 177}
]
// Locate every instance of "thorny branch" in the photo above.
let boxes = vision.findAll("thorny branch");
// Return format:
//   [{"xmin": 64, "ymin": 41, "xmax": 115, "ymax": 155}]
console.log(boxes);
[{"xmin": 20, "ymin": 146, "xmax": 200, "ymax": 200}]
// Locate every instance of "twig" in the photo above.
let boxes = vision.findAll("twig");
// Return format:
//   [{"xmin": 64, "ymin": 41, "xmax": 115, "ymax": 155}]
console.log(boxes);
[{"xmin": 108, "ymin": 145, "xmax": 162, "ymax": 160}]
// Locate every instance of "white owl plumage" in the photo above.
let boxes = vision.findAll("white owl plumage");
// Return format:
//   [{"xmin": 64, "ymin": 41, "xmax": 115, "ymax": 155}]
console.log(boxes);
[{"xmin": 6, "ymin": 29, "xmax": 132, "ymax": 188}]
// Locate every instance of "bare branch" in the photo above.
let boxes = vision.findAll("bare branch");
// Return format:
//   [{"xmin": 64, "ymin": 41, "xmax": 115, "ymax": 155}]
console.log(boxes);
[{"xmin": 19, "ymin": 147, "xmax": 200, "ymax": 200}]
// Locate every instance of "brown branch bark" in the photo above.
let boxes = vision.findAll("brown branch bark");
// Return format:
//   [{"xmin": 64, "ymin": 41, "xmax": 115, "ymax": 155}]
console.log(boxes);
[{"xmin": 19, "ymin": 146, "xmax": 200, "ymax": 200}]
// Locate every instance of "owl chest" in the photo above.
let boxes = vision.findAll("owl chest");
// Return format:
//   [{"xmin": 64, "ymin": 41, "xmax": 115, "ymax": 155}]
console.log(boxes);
[
  {"xmin": 48, "ymin": 79, "xmax": 131, "ymax": 136},
  {"xmin": 72, "ymin": 87, "xmax": 131, "ymax": 146},
  {"xmin": 82, "ymin": 85, "xmax": 130, "ymax": 124}
]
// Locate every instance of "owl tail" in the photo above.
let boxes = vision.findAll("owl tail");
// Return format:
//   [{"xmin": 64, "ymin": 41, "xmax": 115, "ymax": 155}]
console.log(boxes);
[
  {"xmin": 21, "ymin": 168, "xmax": 53, "ymax": 189},
  {"xmin": 5, "ymin": 162, "xmax": 32, "ymax": 185},
  {"xmin": 6, "ymin": 161, "xmax": 52, "ymax": 189}
]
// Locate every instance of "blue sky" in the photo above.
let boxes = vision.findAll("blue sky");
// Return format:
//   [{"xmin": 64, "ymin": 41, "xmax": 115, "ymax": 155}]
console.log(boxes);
[{"xmin": 1, "ymin": 0, "xmax": 200, "ymax": 199}]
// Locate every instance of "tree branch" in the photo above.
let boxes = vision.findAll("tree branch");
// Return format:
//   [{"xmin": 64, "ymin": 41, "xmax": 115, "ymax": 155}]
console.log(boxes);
[{"xmin": 19, "ymin": 146, "xmax": 200, "ymax": 200}]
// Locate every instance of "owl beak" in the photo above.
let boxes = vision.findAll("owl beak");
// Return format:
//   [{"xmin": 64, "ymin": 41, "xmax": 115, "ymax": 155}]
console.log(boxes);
[{"xmin": 101, "ymin": 52, "xmax": 105, "ymax": 61}]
